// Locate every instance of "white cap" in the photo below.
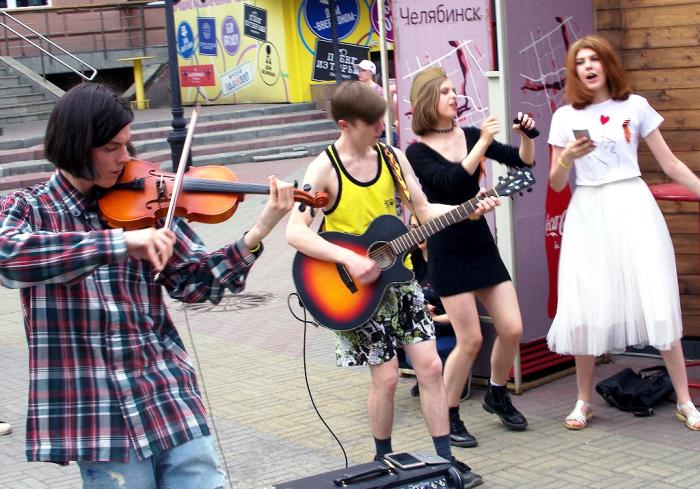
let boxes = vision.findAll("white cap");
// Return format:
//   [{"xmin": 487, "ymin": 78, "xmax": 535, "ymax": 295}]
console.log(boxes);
[{"xmin": 357, "ymin": 59, "xmax": 376, "ymax": 75}]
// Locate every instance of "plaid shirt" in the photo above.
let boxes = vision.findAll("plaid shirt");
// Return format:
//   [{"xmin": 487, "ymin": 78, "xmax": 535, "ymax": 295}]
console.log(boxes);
[{"xmin": 0, "ymin": 171, "xmax": 260, "ymax": 463}]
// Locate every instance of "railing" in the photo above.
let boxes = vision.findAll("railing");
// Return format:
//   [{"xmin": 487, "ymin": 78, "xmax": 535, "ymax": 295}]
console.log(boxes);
[
  {"xmin": 0, "ymin": 9, "xmax": 96, "ymax": 80},
  {"xmin": 0, "ymin": 1, "xmax": 166, "ymax": 77}
]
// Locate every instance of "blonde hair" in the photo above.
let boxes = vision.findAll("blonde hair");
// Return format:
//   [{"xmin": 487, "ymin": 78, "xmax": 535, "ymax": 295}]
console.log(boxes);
[{"xmin": 410, "ymin": 68, "xmax": 449, "ymax": 136}]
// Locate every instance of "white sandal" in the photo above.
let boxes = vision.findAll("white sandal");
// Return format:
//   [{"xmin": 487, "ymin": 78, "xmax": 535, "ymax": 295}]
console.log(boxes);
[
  {"xmin": 676, "ymin": 401, "xmax": 700, "ymax": 431},
  {"xmin": 564, "ymin": 400, "xmax": 592, "ymax": 430}
]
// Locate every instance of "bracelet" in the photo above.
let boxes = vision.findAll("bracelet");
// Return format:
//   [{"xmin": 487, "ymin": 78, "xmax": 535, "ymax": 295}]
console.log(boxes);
[
  {"xmin": 248, "ymin": 241, "xmax": 262, "ymax": 254},
  {"xmin": 558, "ymin": 157, "xmax": 572, "ymax": 169}
]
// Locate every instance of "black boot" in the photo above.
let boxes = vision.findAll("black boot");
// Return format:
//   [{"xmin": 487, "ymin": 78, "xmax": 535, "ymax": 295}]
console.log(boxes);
[
  {"xmin": 482, "ymin": 384, "xmax": 528, "ymax": 430},
  {"xmin": 449, "ymin": 410, "xmax": 478, "ymax": 447},
  {"xmin": 449, "ymin": 458, "xmax": 483, "ymax": 488}
]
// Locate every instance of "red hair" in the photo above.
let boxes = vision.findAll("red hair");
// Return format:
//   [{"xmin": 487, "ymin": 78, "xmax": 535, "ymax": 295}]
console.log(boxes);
[{"xmin": 564, "ymin": 35, "xmax": 631, "ymax": 109}]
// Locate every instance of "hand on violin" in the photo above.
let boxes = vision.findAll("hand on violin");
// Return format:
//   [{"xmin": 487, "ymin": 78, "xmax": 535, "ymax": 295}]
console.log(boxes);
[
  {"xmin": 124, "ymin": 227, "xmax": 176, "ymax": 272},
  {"xmin": 244, "ymin": 176, "xmax": 295, "ymax": 249}
]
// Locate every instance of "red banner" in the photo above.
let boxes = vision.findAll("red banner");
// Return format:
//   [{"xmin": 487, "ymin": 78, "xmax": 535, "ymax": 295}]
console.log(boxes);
[{"xmin": 180, "ymin": 65, "xmax": 216, "ymax": 87}]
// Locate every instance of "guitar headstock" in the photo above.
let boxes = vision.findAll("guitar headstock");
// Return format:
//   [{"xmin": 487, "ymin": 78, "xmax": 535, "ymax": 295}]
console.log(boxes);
[{"xmin": 494, "ymin": 168, "xmax": 536, "ymax": 197}]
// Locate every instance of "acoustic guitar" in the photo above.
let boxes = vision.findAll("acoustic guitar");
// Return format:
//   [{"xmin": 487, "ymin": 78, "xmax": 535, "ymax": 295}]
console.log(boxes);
[{"xmin": 292, "ymin": 168, "xmax": 535, "ymax": 331}]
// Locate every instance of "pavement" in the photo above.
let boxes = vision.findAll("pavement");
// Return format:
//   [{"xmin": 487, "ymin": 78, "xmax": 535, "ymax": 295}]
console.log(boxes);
[{"xmin": 1, "ymin": 111, "xmax": 700, "ymax": 488}]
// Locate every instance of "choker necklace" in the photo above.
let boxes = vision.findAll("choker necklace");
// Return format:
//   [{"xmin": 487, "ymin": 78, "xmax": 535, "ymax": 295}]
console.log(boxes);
[{"xmin": 430, "ymin": 125, "xmax": 455, "ymax": 134}]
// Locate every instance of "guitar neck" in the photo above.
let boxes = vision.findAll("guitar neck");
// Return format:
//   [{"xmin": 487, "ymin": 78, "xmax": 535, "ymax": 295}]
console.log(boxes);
[{"xmin": 390, "ymin": 188, "xmax": 499, "ymax": 254}]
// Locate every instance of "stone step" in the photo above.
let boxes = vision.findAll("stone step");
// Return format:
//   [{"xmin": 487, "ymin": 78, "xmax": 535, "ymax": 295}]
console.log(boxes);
[
  {"xmin": 0, "ymin": 100, "xmax": 56, "ymax": 118},
  {"xmin": 129, "ymin": 102, "xmax": 318, "ymax": 132},
  {"xmin": 0, "ymin": 84, "xmax": 34, "ymax": 97},
  {"xmin": 0, "ymin": 137, "xmax": 338, "ymax": 192},
  {"xmin": 135, "ymin": 119, "xmax": 335, "ymax": 154},
  {"xmin": 0, "ymin": 110, "xmax": 331, "ymax": 164},
  {"xmin": 0, "ymin": 110, "xmax": 54, "ymax": 126},
  {"xmin": 0, "ymin": 171, "xmax": 53, "ymax": 191},
  {"xmin": 139, "ymin": 128, "xmax": 339, "ymax": 165},
  {"xmin": 0, "ymin": 75, "xmax": 21, "ymax": 87},
  {"xmin": 129, "ymin": 109, "xmax": 329, "ymax": 142},
  {"xmin": 0, "ymin": 92, "xmax": 46, "ymax": 106}
]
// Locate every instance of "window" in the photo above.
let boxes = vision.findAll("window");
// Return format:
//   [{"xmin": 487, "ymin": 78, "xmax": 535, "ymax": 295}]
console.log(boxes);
[{"xmin": 2, "ymin": 0, "xmax": 51, "ymax": 8}]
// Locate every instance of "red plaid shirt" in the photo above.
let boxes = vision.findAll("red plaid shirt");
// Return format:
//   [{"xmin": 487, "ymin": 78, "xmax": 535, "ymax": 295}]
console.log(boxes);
[{"xmin": 0, "ymin": 172, "xmax": 260, "ymax": 463}]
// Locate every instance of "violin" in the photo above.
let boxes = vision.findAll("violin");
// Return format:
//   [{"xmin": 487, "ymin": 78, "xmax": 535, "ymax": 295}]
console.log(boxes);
[{"xmin": 97, "ymin": 159, "xmax": 329, "ymax": 231}]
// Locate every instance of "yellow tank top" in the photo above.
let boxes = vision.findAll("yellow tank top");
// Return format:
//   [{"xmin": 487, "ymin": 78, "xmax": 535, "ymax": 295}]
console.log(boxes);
[{"xmin": 323, "ymin": 143, "xmax": 397, "ymax": 235}]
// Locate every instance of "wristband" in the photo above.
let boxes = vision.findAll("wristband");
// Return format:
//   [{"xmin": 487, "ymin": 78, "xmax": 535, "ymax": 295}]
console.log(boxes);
[
  {"xmin": 248, "ymin": 242, "xmax": 262, "ymax": 254},
  {"xmin": 558, "ymin": 157, "xmax": 572, "ymax": 169}
]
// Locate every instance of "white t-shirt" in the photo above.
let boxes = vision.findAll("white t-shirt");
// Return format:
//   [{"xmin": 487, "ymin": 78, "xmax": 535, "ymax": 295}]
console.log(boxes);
[{"xmin": 548, "ymin": 94, "xmax": 663, "ymax": 186}]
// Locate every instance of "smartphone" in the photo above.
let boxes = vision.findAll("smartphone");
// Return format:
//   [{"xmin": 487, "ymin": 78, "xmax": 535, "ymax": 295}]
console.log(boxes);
[
  {"xmin": 383, "ymin": 452, "xmax": 426, "ymax": 470},
  {"xmin": 573, "ymin": 129, "xmax": 591, "ymax": 140}
]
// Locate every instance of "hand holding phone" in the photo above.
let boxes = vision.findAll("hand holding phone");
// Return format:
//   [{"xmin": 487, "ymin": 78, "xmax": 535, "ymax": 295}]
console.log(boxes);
[{"xmin": 573, "ymin": 129, "xmax": 591, "ymax": 140}]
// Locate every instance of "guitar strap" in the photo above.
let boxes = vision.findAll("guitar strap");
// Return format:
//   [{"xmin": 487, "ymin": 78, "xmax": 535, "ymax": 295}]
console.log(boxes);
[{"xmin": 377, "ymin": 142, "xmax": 418, "ymax": 221}]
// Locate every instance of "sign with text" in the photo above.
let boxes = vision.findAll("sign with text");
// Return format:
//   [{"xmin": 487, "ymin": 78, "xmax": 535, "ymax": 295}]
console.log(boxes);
[
  {"xmin": 197, "ymin": 17, "xmax": 217, "ymax": 56},
  {"xmin": 243, "ymin": 4, "xmax": 267, "ymax": 42},
  {"xmin": 220, "ymin": 61, "xmax": 255, "ymax": 96},
  {"xmin": 180, "ymin": 64, "xmax": 216, "ymax": 87},
  {"xmin": 305, "ymin": 0, "xmax": 359, "ymax": 40},
  {"xmin": 312, "ymin": 39, "xmax": 368, "ymax": 82}
]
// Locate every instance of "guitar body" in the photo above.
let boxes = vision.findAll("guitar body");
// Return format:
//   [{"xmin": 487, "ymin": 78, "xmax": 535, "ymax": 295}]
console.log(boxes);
[{"xmin": 292, "ymin": 214, "xmax": 414, "ymax": 332}]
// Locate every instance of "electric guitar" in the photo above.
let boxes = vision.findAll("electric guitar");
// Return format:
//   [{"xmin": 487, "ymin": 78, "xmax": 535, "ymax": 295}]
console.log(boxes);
[{"xmin": 292, "ymin": 169, "xmax": 536, "ymax": 331}]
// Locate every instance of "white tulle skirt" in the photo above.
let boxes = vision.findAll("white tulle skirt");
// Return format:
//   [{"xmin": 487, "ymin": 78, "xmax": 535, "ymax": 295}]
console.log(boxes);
[{"xmin": 547, "ymin": 177, "xmax": 683, "ymax": 356}]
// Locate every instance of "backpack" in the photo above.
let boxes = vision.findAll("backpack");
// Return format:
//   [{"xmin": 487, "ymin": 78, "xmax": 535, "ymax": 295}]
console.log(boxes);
[{"xmin": 595, "ymin": 366, "xmax": 674, "ymax": 417}]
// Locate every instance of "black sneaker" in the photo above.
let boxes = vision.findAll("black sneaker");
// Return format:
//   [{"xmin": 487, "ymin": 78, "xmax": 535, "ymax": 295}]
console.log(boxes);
[
  {"xmin": 449, "ymin": 415, "xmax": 478, "ymax": 447},
  {"xmin": 482, "ymin": 384, "xmax": 528, "ymax": 430},
  {"xmin": 449, "ymin": 458, "xmax": 483, "ymax": 488}
]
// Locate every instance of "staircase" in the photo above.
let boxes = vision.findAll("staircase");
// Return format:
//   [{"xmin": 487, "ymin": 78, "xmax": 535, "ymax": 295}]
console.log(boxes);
[
  {"xmin": 0, "ymin": 103, "xmax": 339, "ymax": 192},
  {"xmin": 0, "ymin": 62, "xmax": 58, "ymax": 126}
]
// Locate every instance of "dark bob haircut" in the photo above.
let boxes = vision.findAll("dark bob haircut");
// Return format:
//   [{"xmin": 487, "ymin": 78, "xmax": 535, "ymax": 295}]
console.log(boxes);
[{"xmin": 44, "ymin": 83, "xmax": 133, "ymax": 180}]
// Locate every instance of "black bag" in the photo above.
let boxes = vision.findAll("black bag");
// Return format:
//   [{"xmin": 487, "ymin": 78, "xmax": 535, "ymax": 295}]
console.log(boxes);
[{"xmin": 595, "ymin": 366, "xmax": 674, "ymax": 417}]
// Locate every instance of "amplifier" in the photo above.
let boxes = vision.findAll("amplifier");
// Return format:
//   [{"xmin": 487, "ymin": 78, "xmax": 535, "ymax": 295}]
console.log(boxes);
[{"xmin": 274, "ymin": 460, "xmax": 461, "ymax": 489}]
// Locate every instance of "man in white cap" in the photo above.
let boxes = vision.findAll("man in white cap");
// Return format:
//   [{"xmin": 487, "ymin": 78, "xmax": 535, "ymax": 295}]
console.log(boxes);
[
  {"xmin": 356, "ymin": 59, "xmax": 399, "ymax": 144},
  {"xmin": 356, "ymin": 59, "xmax": 382, "ymax": 95}
]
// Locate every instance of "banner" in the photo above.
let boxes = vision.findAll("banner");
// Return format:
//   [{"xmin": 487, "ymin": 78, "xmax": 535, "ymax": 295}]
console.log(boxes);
[{"xmin": 392, "ymin": 0, "xmax": 493, "ymax": 148}]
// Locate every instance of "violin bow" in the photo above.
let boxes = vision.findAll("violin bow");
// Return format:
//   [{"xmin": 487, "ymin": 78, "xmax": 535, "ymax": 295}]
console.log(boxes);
[
  {"xmin": 153, "ymin": 105, "xmax": 200, "ymax": 282},
  {"xmin": 163, "ymin": 104, "xmax": 201, "ymax": 231}
]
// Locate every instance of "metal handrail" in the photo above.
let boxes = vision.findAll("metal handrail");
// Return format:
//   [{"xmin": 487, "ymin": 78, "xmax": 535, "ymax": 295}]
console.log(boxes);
[{"xmin": 0, "ymin": 10, "xmax": 97, "ymax": 81}]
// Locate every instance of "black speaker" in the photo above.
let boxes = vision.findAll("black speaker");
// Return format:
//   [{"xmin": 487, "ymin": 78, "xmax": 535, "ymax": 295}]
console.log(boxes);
[{"xmin": 274, "ymin": 460, "xmax": 462, "ymax": 489}]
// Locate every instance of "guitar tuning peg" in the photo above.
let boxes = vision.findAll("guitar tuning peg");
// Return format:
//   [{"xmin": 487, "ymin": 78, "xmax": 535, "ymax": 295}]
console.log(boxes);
[
  {"xmin": 293, "ymin": 180, "xmax": 299, "ymax": 189},
  {"xmin": 310, "ymin": 207, "xmax": 316, "ymax": 217},
  {"xmin": 303, "ymin": 183, "xmax": 311, "ymax": 192},
  {"xmin": 298, "ymin": 202, "xmax": 307, "ymax": 212},
  {"xmin": 498, "ymin": 176, "xmax": 504, "ymax": 182}
]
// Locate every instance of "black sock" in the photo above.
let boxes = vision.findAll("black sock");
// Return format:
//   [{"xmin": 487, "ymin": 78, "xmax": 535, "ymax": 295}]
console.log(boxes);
[
  {"xmin": 374, "ymin": 437, "xmax": 393, "ymax": 458},
  {"xmin": 448, "ymin": 406, "xmax": 460, "ymax": 420},
  {"xmin": 432, "ymin": 434, "xmax": 453, "ymax": 460}
]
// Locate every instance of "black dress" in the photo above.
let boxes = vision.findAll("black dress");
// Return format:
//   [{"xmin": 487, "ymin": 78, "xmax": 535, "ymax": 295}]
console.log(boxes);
[{"xmin": 405, "ymin": 127, "xmax": 529, "ymax": 296}]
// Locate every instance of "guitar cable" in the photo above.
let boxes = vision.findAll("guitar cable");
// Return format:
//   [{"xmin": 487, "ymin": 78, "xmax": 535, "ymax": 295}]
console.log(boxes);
[{"xmin": 287, "ymin": 292, "xmax": 349, "ymax": 468}]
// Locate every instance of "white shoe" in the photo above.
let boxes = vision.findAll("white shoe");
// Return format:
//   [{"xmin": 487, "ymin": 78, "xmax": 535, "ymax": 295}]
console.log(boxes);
[
  {"xmin": 564, "ymin": 400, "xmax": 592, "ymax": 430},
  {"xmin": 676, "ymin": 401, "xmax": 700, "ymax": 431},
  {"xmin": 0, "ymin": 420, "xmax": 11, "ymax": 436}
]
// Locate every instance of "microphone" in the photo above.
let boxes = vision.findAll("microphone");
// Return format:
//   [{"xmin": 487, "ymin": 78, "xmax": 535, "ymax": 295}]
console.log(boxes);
[{"xmin": 513, "ymin": 117, "xmax": 540, "ymax": 139}]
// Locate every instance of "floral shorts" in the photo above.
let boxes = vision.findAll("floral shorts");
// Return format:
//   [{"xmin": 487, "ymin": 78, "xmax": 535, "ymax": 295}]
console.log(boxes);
[{"xmin": 335, "ymin": 281, "xmax": 435, "ymax": 367}]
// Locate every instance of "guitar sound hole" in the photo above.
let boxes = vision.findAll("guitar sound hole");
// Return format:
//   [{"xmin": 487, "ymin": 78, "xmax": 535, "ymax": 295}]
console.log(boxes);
[{"xmin": 368, "ymin": 242, "xmax": 395, "ymax": 269}]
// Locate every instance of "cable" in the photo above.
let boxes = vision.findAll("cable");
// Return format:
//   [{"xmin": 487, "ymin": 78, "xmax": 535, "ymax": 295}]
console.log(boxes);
[
  {"xmin": 287, "ymin": 292, "xmax": 349, "ymax": 468},
  {"xmin": 181, "ymin": 305, "xmax": 234, "ymax": 489}
]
